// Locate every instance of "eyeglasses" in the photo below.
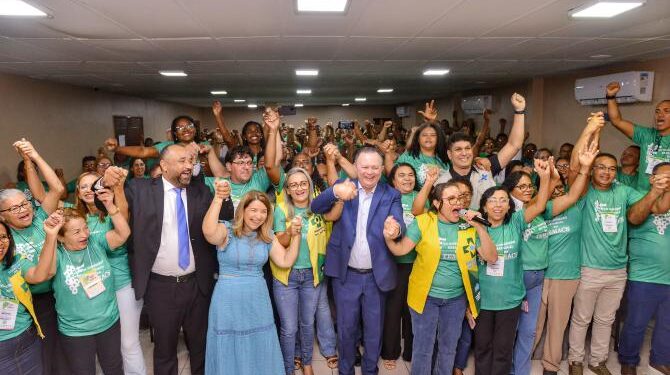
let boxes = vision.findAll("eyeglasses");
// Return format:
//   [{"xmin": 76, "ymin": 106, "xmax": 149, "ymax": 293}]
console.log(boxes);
[
  {"xmin": 0, "ymin": 235, "xmax": 9, "ymax": 243},
  {"xmin": 288, "ymin": 181, "xmax": 309, "ymax": 190},
  {"xmin": 556, "ymin": 164, "xmax": 569, "ymax": 170},
  {"xmin": 459, "ymin": 192, "xmax": 472, "ymax": 200},
  {"xmin": 0, "ymin": 201, "xmax": 31, "ymax": 215},
  {"xmin": 441, "ymin": 196, "xmax": 464, "ymax": 205},
  {"xmin": 176, "ymin": 123, "xmax": 195, "ymax": 131},
  {"xmin": 231, "ymin": 160, "xmax": 253, "ymax": 167},
  {"xmin": 593, "ymin": 165, "xmax": 617, "ymax": 173},
  {"xmin": 515, "ymin": 184, "xmax": 534, "ymax": 191},
  {"xmin": 97, "ymin": 162, "xmax": 112, "ymax": 168},
  {"xmin": 487, "ymin": 198, "xmax": 510, "ymax": 205}
]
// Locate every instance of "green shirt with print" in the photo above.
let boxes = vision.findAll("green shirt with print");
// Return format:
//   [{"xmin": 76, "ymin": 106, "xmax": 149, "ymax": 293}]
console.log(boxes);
[
  {"xmin": 85, "ymin": 215, "xmax": 132, "ymax": 291},
  {"xmin": 205, "ymin": 168, "xmax": 282, "ymax": 211},
  {"xmin": 406, "ymin": 218, "xmax": 464, "ymax": 300},
  {"xmin": 633, "ymin": 125, "xmax": 670, "ymax": 192},
  {"xmin": 0, "ymin": 258, "xmax": 34, "ymax": 341},
  {"xmin": 273, "ymin": 206, "xmax": 311, "ymax": 269},
  {"xmin": 521, "ymin": 216, "xmax": 549, "ymax": 271},
  {"xmin": 543, "ymin": 200, "xmax": 583, "ymax": 280},
  {"xmin": 53, "ymin": 233, "xmax": 119, "ymax": 337},
  {"xmin": 16, "ymin": 181, "xmax": 47, "ymax": 210},
  {"xmin": 478, "ymin": 210, "xmax": 526, "ymax": 311},
  {"xmin": 395, "ymin": 192, "xmax": 421, "ymax": 264},
  {"xmin": 616, "ymin": 168, "xmax": 638, "ymax": 190},
  {"xmin": 396, "ymin": 152, "xmax": 449, "ymax": 188},
  {"xmin": 580, "ymin": 184, "xmax": 644, "ymax": 270},
  {"xmin": 11, "ymin": 207, "xmax": 52, "ymax": 294},
  {"xmin": 628, "ymin": 212, "xmax": 670, "ymax": 285}
]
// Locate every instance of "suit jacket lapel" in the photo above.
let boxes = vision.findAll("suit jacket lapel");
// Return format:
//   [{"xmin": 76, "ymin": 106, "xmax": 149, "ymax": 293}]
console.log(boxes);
[
  {"xmin": 186, "ymin": 184, "xmax": 196, "ymax": 231},
  {"xmin": 152, "ymin": 179, "xmax": 165, "ymax": 255},
  {"xmin": 351, "ymin": 179, "xmax": 360, "ymax": 231}
]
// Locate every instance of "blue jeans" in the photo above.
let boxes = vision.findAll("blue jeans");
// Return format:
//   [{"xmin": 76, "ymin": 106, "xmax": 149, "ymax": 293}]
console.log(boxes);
[
  {"xmin": 295, "ymin": 277, "xmax": 337, "ymax": 358},
  {"xmin": 273, "ymin": 269, "xmax": 320, "ymax": 374},
  {"xmin": 512, "ymin": 270, "xmax": 544, "ymax": 375},
  {"xmin": 454, "ymin": 318, "xmax": 473, "ymax": 370},
  {"xmin": 0, "ymin": 326, "xmax": 43, "ymax": 375},
  {"xmin": 411, "ymin": 295, "xmax": 467, "ymax": 375},
  {"xmin": 619, "ymin": 281, "xmax": 670, "ymax": 366}
]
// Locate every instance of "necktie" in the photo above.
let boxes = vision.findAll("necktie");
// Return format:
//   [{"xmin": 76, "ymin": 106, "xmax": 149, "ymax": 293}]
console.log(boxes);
[{"xmin": 174, "ymin": 188, "xmax": 190, "ymax": 270}]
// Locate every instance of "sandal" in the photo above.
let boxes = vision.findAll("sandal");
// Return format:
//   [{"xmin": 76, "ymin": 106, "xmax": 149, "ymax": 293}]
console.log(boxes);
[
  {"xmin": 294, "ymin": 357, "xmax": 303, "ymax": 370},
  {"xmin": 383, "ymin": 360, "xmax": 397, "ymax": 370},
  {"xmin": 325, "ymin": 355, "xmax": 338, "ymax": 369}
]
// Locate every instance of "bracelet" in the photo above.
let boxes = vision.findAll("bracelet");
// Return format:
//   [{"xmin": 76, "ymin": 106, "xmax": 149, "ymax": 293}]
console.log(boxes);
[
  {"xmin": 108, "ymin": 208, "xmax": 120, "ymax": 216},
  {"xmin": 578, "ymin": 171, "xmax": 589, "ymax": 176},
  {"xmin": 514, "ymin": 110, "xmax": 526, "ymax": 115},
  {"xmin": 605, "ymin": 94, "xmax": 617, "ymax": 100}
]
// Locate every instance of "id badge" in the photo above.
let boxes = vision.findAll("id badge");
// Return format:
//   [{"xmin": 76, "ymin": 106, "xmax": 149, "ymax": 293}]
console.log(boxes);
[
  {"xmin": 0, "ymin": 298, "xmax": 19, "ymax": 330},
  {"xmin": 486, "ymin": 257, "xmax": 505, "ymax": 277},
  {"xmin": 79, "ymin": 268, "xmax": 106, "ymax": 299},
  {"xmin": 601, "ymin": 214, "xmax": 618, "ymax": 233}
]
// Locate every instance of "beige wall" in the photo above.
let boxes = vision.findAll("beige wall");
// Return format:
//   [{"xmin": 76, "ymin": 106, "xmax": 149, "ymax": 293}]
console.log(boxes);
[{"xmin": 0, "ymin": 72, "xmax": 202, "ymax": 184}]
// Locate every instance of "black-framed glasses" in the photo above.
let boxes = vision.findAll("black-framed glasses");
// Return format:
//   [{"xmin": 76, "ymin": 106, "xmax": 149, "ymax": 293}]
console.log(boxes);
[
  {"xmin": 515, "ymin": 184, "xmax": 534, "ymax": 191},
  {"xmin": 593, "ymin": 165, "xmax": 617, "ymax": 173},
  {"xmin": 0, "ymin": 201, "xmax": 31, "ymax": 215},
  {"xmin": 0, "ymin": 235, "xmax": 9, "ymax": 243},
  {"xmin": 231, "ymin": 160, "xmax": 253, "ymax": 166},
  {"xmin": 441, "ymin": 196, "xmax": 464, "ymax": 205}
]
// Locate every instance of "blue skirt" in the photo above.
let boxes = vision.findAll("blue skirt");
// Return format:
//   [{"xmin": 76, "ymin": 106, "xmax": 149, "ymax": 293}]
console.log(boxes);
[{"xmin": 205, "ymin": 275, "xmax": 284, "ymax": 375}]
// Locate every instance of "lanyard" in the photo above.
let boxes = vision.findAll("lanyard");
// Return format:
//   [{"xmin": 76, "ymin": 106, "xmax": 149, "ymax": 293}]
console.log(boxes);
[{"xmin": 62, "ymin": 245, "xmax": 95, "ymax": 270}]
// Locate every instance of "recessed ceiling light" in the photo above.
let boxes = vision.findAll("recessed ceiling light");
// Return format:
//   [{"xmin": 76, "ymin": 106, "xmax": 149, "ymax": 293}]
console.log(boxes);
[
  {"xmin": 570, "ymin": 1, "xmax": 644, "ymax": 18},
  {"xmin": 0, "ymin": 0, "xmax": 47, "ymax": 16},
  {"xmin": 423, "ymin": 69, "xmax": 450, "ymax": 76},
  {"xmin": 159, "ymin": 70, "xmax": 187, "ymax": 77},
  {"xmin": 210, "ymin": 90, "xmax": 228, "ymax": 95},
  {"xmin": 294, "ymin": 103, "xmax": 304, "ymax": 107},
  {"xmin": 355, "ymin": 97, "xmax": 367, "ymax": 102},
  {"xmin": 296, "ymin": 89, "xmax": 312, "ymax": 95},
  {"xmin": 248, "ymin": 104, "xmax": 258, "ymax": 109},
  {"xmin": 297, "ymin": 0, "xmax": 348, "ymax": 12},
  {"xmin": 234, "ymin": 99, "xmax": 246, "ymax": 103},
  {"xmin": 342, "ymin": 103, "xmax": 350, "ymax": 107},
  {"xmin": 590, "ymin": 54, "xmax": 613, "ymax": 58},
  {"xmin": 377, "ymin": 88, "xmax": 394, "ymax": 93},
  {"xmin": 295, "ymin": 69, "xmax": 319, "ymax": 76}
]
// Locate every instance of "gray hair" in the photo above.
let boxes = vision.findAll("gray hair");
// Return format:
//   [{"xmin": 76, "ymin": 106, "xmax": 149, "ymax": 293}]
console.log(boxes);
[{"xmin": 0, "ymin": 189, "xmax": 27, "ymax": 206}]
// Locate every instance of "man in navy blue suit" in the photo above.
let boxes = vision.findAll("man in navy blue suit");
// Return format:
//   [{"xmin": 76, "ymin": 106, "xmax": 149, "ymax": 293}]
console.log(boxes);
[{"xmin": 311, "ymin": 146, "xmax": 405, "ymax": 375}]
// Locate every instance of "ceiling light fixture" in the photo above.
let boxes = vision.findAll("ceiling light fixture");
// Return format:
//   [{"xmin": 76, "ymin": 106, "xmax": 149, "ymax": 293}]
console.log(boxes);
[
  {"xmin": 159, "ymin": 70, "xmax": 187, "ymax": 77},
  {"xmin": 423, "ymin": 69, "xmax": 450, "ymax": 76},
  {"xmin": 590, "ymin": 54, "xmax": 613, "ymax": 58},
  {"xmin": 570, "ymin": 1, "xmax": 644, "ymax": 18},
  {"xmin": 342, "ymin": 103, "xmax": 350, "ymax": 107},
  {"xmin": 296, "ymin": 0, "xmax": 349, "ymax": 12},
  {"xmin": 0, "ymin": 0, "xmax": 47, "ymax": 16},
  {"xmin": 377, "ymin": 88, "xmax": 394, "ymax": 93},
  {"xmin": 294, "ymin": 103, "xmax": 304, "ymax": 107},
  {"xmin": 210, "ymin": 90, "xmax": 227, "ymax": 95},
  {"xmin": 295, "ymin": 69, "xmax": 319, "ymax": 76},
  {"xmin": 248, "ymin": 104, "xmax": 258, "ymax": 109},
  {"xmin": 296, "ymin": 89, "xmax": 312, "ymax": 94},
  {"xmin": 234, "ymin": 99, "xmax": 246, "ymax": 103},
  {"xmin": 355, "ymin": 97, "xmax": 366, "ymax": 102}
]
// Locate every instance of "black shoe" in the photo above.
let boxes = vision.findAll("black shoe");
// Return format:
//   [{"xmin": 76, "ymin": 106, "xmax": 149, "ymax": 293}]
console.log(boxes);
[{"xmin": 543, "ymin": 370, "xmax": 558, "ymax": 375}]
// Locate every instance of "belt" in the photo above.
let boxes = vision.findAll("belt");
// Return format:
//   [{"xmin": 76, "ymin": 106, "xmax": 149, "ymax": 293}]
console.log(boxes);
[
  {"xmin": 150, "ymin": 272, "xmax": 196, "ymax": 283},
  {"xmin": 347, "ymin": 266, "xmax": 373, "ymax": 274}
]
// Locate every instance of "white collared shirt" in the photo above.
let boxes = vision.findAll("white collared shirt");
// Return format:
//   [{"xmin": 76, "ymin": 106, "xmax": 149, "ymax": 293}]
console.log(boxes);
[
  {"xmin": 348, "ymin": 182, "xmax": 377, "ymax": 269},
  {"xmin": 151, "ymin": 177, "xmax": 196, "ymax": 276}
]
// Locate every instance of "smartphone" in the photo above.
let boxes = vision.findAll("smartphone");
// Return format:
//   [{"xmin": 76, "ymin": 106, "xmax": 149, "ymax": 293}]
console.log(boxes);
[
  {"xmin": 603, "ymin": 112, "xmax": 611, "ymax": 122},
  {"xmin": 338, "ymin": 120, "xmax": 354, "ymax": 130}
]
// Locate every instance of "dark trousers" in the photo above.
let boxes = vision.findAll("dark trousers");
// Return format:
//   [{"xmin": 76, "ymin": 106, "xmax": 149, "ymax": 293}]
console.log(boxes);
[
  {"xmin": 619, "ymin": 281, "xmax": 670, "ymax": 366},
  {"xmin": 33, "ymin": 292, "xmax": 69, "ymax": 375},
  {"xmin": 333, "ymin": 270, "xmax": 386, "ymax": 375},
  {"xmin": 454, "ymin": 318, "xmax": 473, "ymax": 370},
  {"xmin": 60, "ymin": 321, "xmax": 122, "ymax": 375},
  {"xmin": 145, "ymin": 275, "xmax": 210, "ymax": 375},
  {"xmin": 0, "ymin": 326, "xmax": 42, "ymax": 375},
  {"xmin": 381, "ymin": 262, "xmax": 413, "ymax": 361},
  {"xmin": 474, "ymin": 307, "xmax": 521, "ymax": 375}
]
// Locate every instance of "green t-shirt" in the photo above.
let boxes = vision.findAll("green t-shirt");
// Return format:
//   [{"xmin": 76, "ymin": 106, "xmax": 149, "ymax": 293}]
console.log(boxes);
[
  {"xmin": 273, "ymin": 206, "xmax": 311, "ymax": 269},
  {"xmin": 616, "ymin": 168, "xmax": 638, "ymax": 190},
  {"xmin": 86, "ymin": 215, "xmax": 131, "ymax": 291},
  {"xmin": 406, "ymin": 218, "xmax": 464, "ymax": 299},
  {"xmin": 396, "ymin": 151, "xmax": 449, "ymax": 188},
  {"xmin": 53, "ymin": 234, "xmax": 119, "ymax": 337},
  {"xmin": 633, "ymin": 125, "xmax": 670, "ymax": 192},
  {"xmin": 11, "ymin": 207, "xmax": 52, "ymax": 294},
  {"xmin": 395, "ymin": 192, "xmax": 419, "ymax": 264},
  {"xmin": 580, "ymin": 184, "xmax": 644, "ymax": 270},
  {"xmin": 15, "ymin": 181, "xmax": 47, "ymax": 210},
  {"xmin": 543, "ymin": 200, "xmax": 583, "ymax": 280},
  {"xmin": 521, "ymin": 216, "xmax": 549, "ymax": 271},
  {"xmin": 478, "ymin": 210, "xmax": 526, "ymax": 311},
  {"xmin": 0, "ymin": 258, "xmax": 34, "ymax": 341},
  {"xmin": 628, "ymin": 212, "xmax": 670, "ymax": 285},
  {"xmin": 206, "ymin": 168, "xmax": 281, "ymax": 211}
]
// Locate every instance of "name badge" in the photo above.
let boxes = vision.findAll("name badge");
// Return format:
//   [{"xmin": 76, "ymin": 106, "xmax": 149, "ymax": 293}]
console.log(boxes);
[
  {"xmin": 79, "ymin": 268, "xmax": 106, "ymax": 299},
  {"xmin": 486, "ymin": 257, "xmax": 505, "ymax": 277},
  {"xmin": 601, "ymin": 214, "xmax": 618, "ymax": 233},
  {"xmin": 0, "ymin": 298, "xmax": 19, "ymax": 330}
]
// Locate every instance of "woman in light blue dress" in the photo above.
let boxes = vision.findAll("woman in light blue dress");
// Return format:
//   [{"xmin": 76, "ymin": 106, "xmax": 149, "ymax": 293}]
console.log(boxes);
[{"xmin": 202, "ymin": 184, "xmax": 302, "ymax": 375}]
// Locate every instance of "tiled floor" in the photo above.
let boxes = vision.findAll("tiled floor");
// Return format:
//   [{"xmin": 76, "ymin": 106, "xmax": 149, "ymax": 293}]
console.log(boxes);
[{"xmin": 115, "ymin": 323, "xmax": 661, "ymax": 375}]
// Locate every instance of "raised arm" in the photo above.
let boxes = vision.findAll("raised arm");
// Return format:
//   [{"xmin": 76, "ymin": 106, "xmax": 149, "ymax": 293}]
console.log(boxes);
[
  {"xmin": 269, "ymin": 217, "xmax": 301, "ymax": 268},
  {"xmin": 382, "ymin": 216, "xmax": 415, "ymax": 256},
  {"xmin": 24, "ymin": 211, "xmax": 63, "ymax": 283},
  {"xmin": 96, "ymin": 188, "xmax": 130, "ymax": 249},
  {"xmin": 104, "ymin": 138, "xmax": 160, "ymax": 159},
  {"xmin": 628, "ymin": 175, "xmax": 669, "ymax": 225},
  {"xmin": 418, "ymin": 100, "xmax": 438, "ymax": 124},
  {"xmin": 377, "ymin": 121, "xmax": 392, "ymax": 142},
  {"xmin": 495, "ymin": 93, "xmax": 526, "ymax": 169},
  {"xmin": 569, "ymin": 113, "xmax": 605, "ymax": 194},
  {"xmin": 112, "ymin": 171, "xmax": 129, "ymax": 221},
  {"xmin": 524, "ymin": 158, "xmax": 551, "ymax": 223},
  {"xmin": 412, "ymin": 166, "xmax": 438, "ymax": 216},
  {"xmin": 202, "ymin": 179, "xmax": 231, "ymax": 247},
  {"xmin": 305, "ymin": 118, "xmax": 319, "ymax": 149},
  {"xmin": 550, "ymin": 140, "xmax": 597, "ymax": 217},
  {"xmin": 13, "ymin": 139, "xmax": 65, "ymax": 214},
  {"xmin": 472, "ymin": 110, "xmax": 491, "ymax": 157},
  {"xmin": 311, "ymin": 179, "xmax": 357, "ymax": 214},
  {"xmin": 605, "ymin": 82, "xmax": 634, "ymax": 139},
  {"xmin": 212, "ymin": 101, "xmax": 238, "ymax": 147},
  {"xmin": 263, "ymin": 108, "xmax": 282, "ymax": 185}
]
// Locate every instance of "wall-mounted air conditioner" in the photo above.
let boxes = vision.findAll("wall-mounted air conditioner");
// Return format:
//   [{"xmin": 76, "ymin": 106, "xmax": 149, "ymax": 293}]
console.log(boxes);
[
  {"xmin": 574, "ymin": 71, "xmax": 654, "ymax": 106},
  {"xmin": 462, "ymin": 95, "xmax": 492, "ymax": 114}
]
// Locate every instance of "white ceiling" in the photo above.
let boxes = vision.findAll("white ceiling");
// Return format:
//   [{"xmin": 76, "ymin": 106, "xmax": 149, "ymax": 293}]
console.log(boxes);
[{"xmin": 1, "ymin": 0, "xmax": 669, "ymax": 107}]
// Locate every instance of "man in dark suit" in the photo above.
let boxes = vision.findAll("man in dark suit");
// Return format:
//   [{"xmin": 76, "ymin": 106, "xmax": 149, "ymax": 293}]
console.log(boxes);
[
  {"xmin": 103, "ymin": 143, "xmax": 232, "ymax": 375},
  {"xmin": 311, "ymin": 146, "xmax": 405, "ymax": 375}
]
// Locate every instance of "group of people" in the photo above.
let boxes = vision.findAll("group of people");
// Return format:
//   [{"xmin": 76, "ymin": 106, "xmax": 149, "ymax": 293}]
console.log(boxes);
[{"xmin": 0, "ymin": 81, "xmax": 669, "ymax": 375}]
